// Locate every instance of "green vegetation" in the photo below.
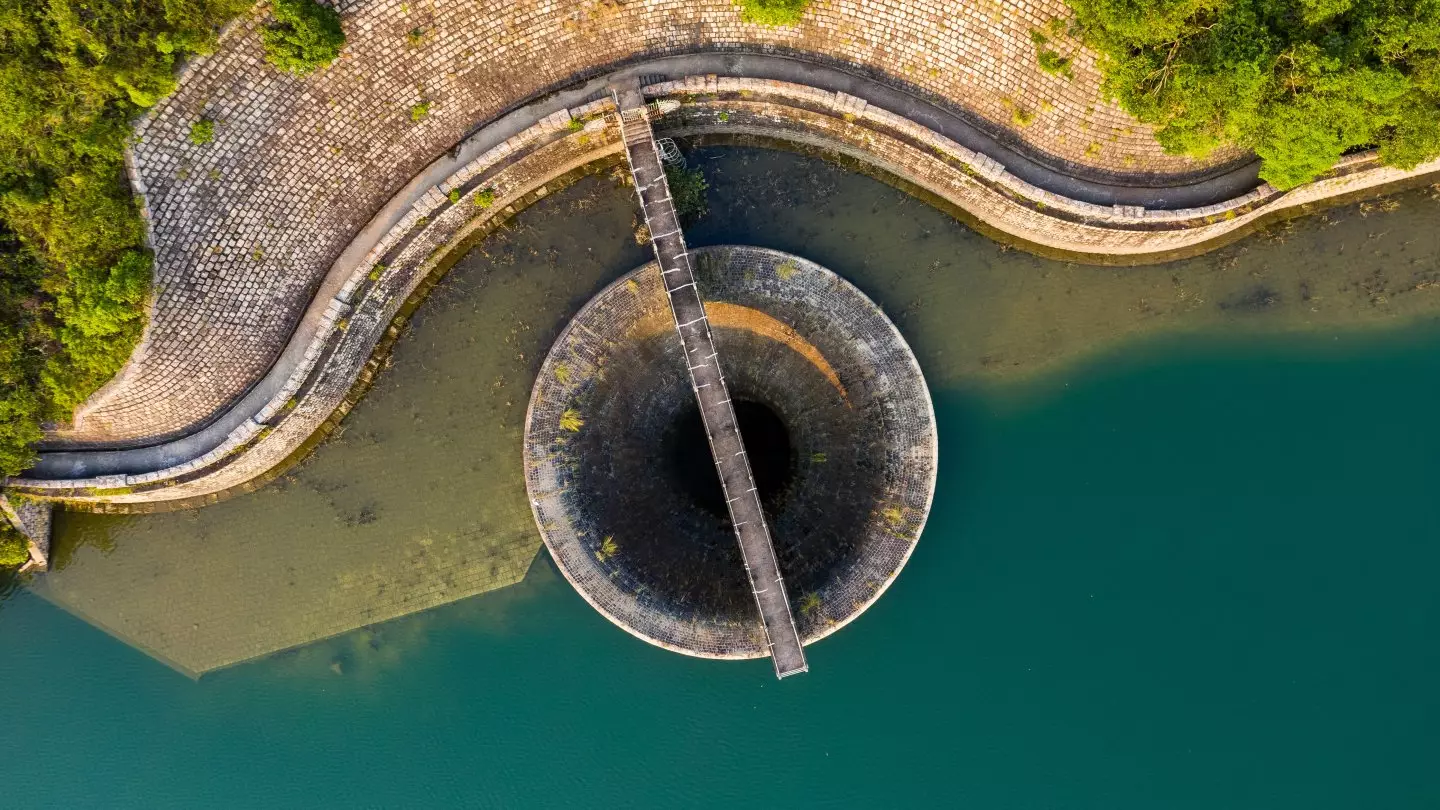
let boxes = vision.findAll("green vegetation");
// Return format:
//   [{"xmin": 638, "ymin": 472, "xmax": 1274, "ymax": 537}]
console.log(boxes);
[
  {"xmin": 190, "ymin": 117, "xmax": 216, "ymax": 145},
  {"xmin": 410, "ymin": 100, "xmax": 431, "ymax": 122},
  {"xmin": 664, "ymin": 164, "xmax": 709, "ymax": 224},
  {"xmin": 737, "ymin": 0, "xmax": 811, "ymax": 25},
  {"xmin": 0, "ymin": 0, "xmax": 251, "ymax": 478},
  {"xmin": 799, "ymin": 592, "xmax": 822, "ymax": 615},
  {"xmin": 262, "ymin": 0, "xmax": 346, "ymax": 76},
  {"xmin": 405, "ymin": 27, "xmax": 427, "ymax": 48},
  {"xmin": 0, "ymin": 522, "xmax": 27, "ymax": 568},
  {"xmin": 474, "ymin": 187, "xmax": 497, "ymax": 209},
  {"xmin": 1031, "ymin": 30, "xmax": 1075, "ymax": 79},
  {"xmin": 1066, "ymin": 0, "xmax": 1440, "ymax": 188},
  {"xmin": 566, "ymin": 117, "xmax": 584, "ymax": 133},
  {"xmin": 596, "ymin": 535, "xmax": 618, "ymax": 562},
  {"xmin": 559, "ymin": 408, "xmax": 584, "ymax": 432}
]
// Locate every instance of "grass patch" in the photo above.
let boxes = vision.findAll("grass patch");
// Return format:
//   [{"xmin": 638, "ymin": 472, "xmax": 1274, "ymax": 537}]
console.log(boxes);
[
  {"xmin": 596, "ymin": 535, "xmax": 619, "ymax": 562},
  {"xmin": 559, "ymin": 408, "xmax": 584, "ymax": 432},
  {"xmin": 189, "ymin": 118, "xmax": 216, "ymax": 146},
  {"xmin": 0, "ymin": 522, "xmax": 30, "ymax": 569},
  {"xmin": 737, "ymin": 0, "xmax": 810, "ymax": 26}
]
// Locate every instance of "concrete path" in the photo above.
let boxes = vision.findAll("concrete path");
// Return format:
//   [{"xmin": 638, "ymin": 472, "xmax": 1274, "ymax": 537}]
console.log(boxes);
[{"xmin": 614, "ymin": 80, "xmax": 807, "ymax": 679}]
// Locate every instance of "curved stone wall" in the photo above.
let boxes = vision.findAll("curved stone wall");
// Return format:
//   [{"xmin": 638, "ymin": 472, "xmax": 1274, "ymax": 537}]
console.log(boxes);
[
  {"xmin": 50, "ymin": 0, "xmax": 1230, "ymax": 449},
  {"xmin": 524, "ymin": 247, "xmax": 937, "ymax": 658},
  {"xmin": 13, "ymin": 77, "xmax": 1440, "ymax": 504}
]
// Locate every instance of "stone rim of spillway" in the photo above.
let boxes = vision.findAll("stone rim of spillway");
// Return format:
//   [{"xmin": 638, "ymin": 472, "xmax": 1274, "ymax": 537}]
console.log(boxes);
[{"xmin": 522, "ymin": 246, "xmax": 937, "ymax": 660}]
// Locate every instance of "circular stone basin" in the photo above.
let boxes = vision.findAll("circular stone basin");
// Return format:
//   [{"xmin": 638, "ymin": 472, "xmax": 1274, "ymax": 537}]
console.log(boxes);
[{"xmin": 523, "ymin": 246, "xmax": 937, "ymax": 659}]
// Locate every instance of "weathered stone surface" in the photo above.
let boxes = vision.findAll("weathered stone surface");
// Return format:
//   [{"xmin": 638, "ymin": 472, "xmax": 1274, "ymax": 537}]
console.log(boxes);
[
  {"xmin": 525, "ymin": 247, "xmax": 937, "ymax": 661},
  {"xmin": 51, "ymin": 0, "xmax": 1225, "ymax": 448}
]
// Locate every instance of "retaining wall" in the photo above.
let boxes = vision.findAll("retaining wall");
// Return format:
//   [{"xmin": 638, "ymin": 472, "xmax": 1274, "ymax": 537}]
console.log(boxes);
[{"xmin": 11, "ymin": 79, "xmax": 1440, "ymax": 504}]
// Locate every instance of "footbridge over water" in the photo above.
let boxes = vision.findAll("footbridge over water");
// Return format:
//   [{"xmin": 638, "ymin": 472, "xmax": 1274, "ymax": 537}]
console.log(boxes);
[{"xmin": 611, "ymin": 80, "xmax": 808, "ymax": 679}]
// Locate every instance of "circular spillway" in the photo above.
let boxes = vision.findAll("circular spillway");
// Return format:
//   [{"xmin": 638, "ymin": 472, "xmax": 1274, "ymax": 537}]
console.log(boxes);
[{"xmin": 523, "ymin": 246, "xmax": 937, "ymax": 658}]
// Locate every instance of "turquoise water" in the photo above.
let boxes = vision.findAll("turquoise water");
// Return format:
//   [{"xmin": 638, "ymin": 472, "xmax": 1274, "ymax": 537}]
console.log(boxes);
[{"xmin": 4, "ymin": 322, "xmax": 1439, "ymax": 807}]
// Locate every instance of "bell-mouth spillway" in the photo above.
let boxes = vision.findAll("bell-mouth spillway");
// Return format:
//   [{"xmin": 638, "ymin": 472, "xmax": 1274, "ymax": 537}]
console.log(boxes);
[{"xmin": 522, "ymin": 246, "xmax": 938, "ymax": 664}]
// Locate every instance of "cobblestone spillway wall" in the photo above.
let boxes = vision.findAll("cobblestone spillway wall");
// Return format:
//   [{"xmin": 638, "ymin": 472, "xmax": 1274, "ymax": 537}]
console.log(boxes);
[{"xmin": 523, "ymin": 247, "xmax": 937, "ymax": 658}]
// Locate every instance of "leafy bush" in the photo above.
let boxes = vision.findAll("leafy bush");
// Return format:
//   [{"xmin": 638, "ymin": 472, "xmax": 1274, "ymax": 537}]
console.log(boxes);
[
  {"xmin": 0, "ymin": 0, "xmax": 246, "ymax": 478},
  {"xmin": 0, "ymin": 523, "xmax": 28, "ymax": 569},
  {"xmin": 262, "ymin": 0, "xmax": 346, "ymax": 76},
  {"xmin": 1066, "ymin": 0, "xmax": 1440, "ymax": 188},
  {"xmin": 665, "ymin": 164, "xmax": 710, "ymax": 223},
  {"xmin": 737, "ymin": 0, "xmax": 811, "ymax": 26}
]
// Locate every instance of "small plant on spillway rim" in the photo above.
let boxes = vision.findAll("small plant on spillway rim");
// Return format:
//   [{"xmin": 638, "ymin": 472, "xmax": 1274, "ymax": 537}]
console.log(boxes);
[
  {"xmin": 566, "ymin": 117, "xmax": 584, "ymax": 132},
  {"xmin": 596, "ymin": 535, "xmax": 619, "ymax": 562},
  {"xmin": 405, "ymin": 27, "xmax": 427, "ymax": 47},
  {"xmin": 882, "ymin": 506, "xmax": 904, "ymax": 526},
  {"xmin": 474, "ymin": 187, "xmax": 496, "ymax": 209},
  {"xmin": 775, "ymin": 260, "xmax": 799, "ymax": 280},
  {"xmin": 559, "ymin": 408, "xmax": 584, "ymax": 432},
  {"xmin": 262, "ymin": 0, "xmax": 347, "ymax": 76},
  {"xmin": 553, "ymin": 363, "xmax": 571, "ymax": 384},
  {"xmin": 737, "ymin": 0, "xmax": 810, "ymax": 26},
  {"xmin": 410, "ymin": 100, "xmax": 431, "ymax": 122},
  {"xmin": 189, "ymin": 117, "xmax": 216, "ymax": 146},
  {"xmin": 664, "ymin": 163, "xmax": 708, "ymax": 224},
  {"xmin": 447, "ymin": 189, "xmax": 461, "ymax": 204},
  {"xmin": 810, "ymin": 451, "xmax": 827, "ymax": 463},
  {"xmin": 369, "ymin": 263, "xmax": 386, "ymax": 281},
  {"xmin": 799, "ymin": 592, "xmax": 822, "ymax": 615}
]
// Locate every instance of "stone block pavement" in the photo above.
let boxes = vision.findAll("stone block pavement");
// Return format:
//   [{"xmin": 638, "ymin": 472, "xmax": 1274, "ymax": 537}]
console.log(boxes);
[{"xmin": 48, "ymin": 0, "xmax": 1231, "ymax": 449}]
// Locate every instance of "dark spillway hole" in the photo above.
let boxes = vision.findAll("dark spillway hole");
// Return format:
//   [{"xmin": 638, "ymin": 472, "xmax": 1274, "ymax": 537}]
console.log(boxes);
[{"xmin": 665, "ymin": 400, "xmax": 794, "ymax": 519}]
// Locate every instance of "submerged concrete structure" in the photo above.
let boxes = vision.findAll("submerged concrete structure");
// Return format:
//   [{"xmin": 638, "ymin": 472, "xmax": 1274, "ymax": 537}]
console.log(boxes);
[{"xmin": 523, "ymin": 247, "xmax": 937, "ymax": 665}]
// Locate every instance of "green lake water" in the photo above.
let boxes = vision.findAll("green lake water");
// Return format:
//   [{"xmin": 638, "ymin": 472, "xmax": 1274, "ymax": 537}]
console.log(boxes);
[{"xmin": 1, "ymin": 149, "xmax": 1439, "ymax": 807}]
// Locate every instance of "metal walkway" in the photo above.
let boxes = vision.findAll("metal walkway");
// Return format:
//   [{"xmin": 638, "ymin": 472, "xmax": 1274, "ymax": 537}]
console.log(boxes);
[{"xmin": 611, "ymin": 81, "xmax": 808, "ymax": 679}]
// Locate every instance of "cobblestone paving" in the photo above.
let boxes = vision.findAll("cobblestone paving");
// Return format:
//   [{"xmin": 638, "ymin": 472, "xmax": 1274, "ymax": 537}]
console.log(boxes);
[{"xmin": 52, "ymin": 0, "xmax": 1231, "ymax": 448}]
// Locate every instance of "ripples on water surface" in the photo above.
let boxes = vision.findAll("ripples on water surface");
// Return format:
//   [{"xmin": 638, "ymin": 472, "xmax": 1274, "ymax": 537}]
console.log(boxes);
[{"xmin": 2, "ymin": 148, "xmax": 1439, "ymax": 807}]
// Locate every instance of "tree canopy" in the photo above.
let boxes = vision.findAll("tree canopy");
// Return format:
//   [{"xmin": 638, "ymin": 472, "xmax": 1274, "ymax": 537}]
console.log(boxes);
[
  {"xmin": 262, "ymin": 0, "xmax": 345, "ymax": 76},
  {"xmin": 0, "ymin": 0, "xmax": 246, "ymax": 481},
  {"xmin": 1067, "ymin": 0, "xmax": 1440, "ymax": 187}
]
